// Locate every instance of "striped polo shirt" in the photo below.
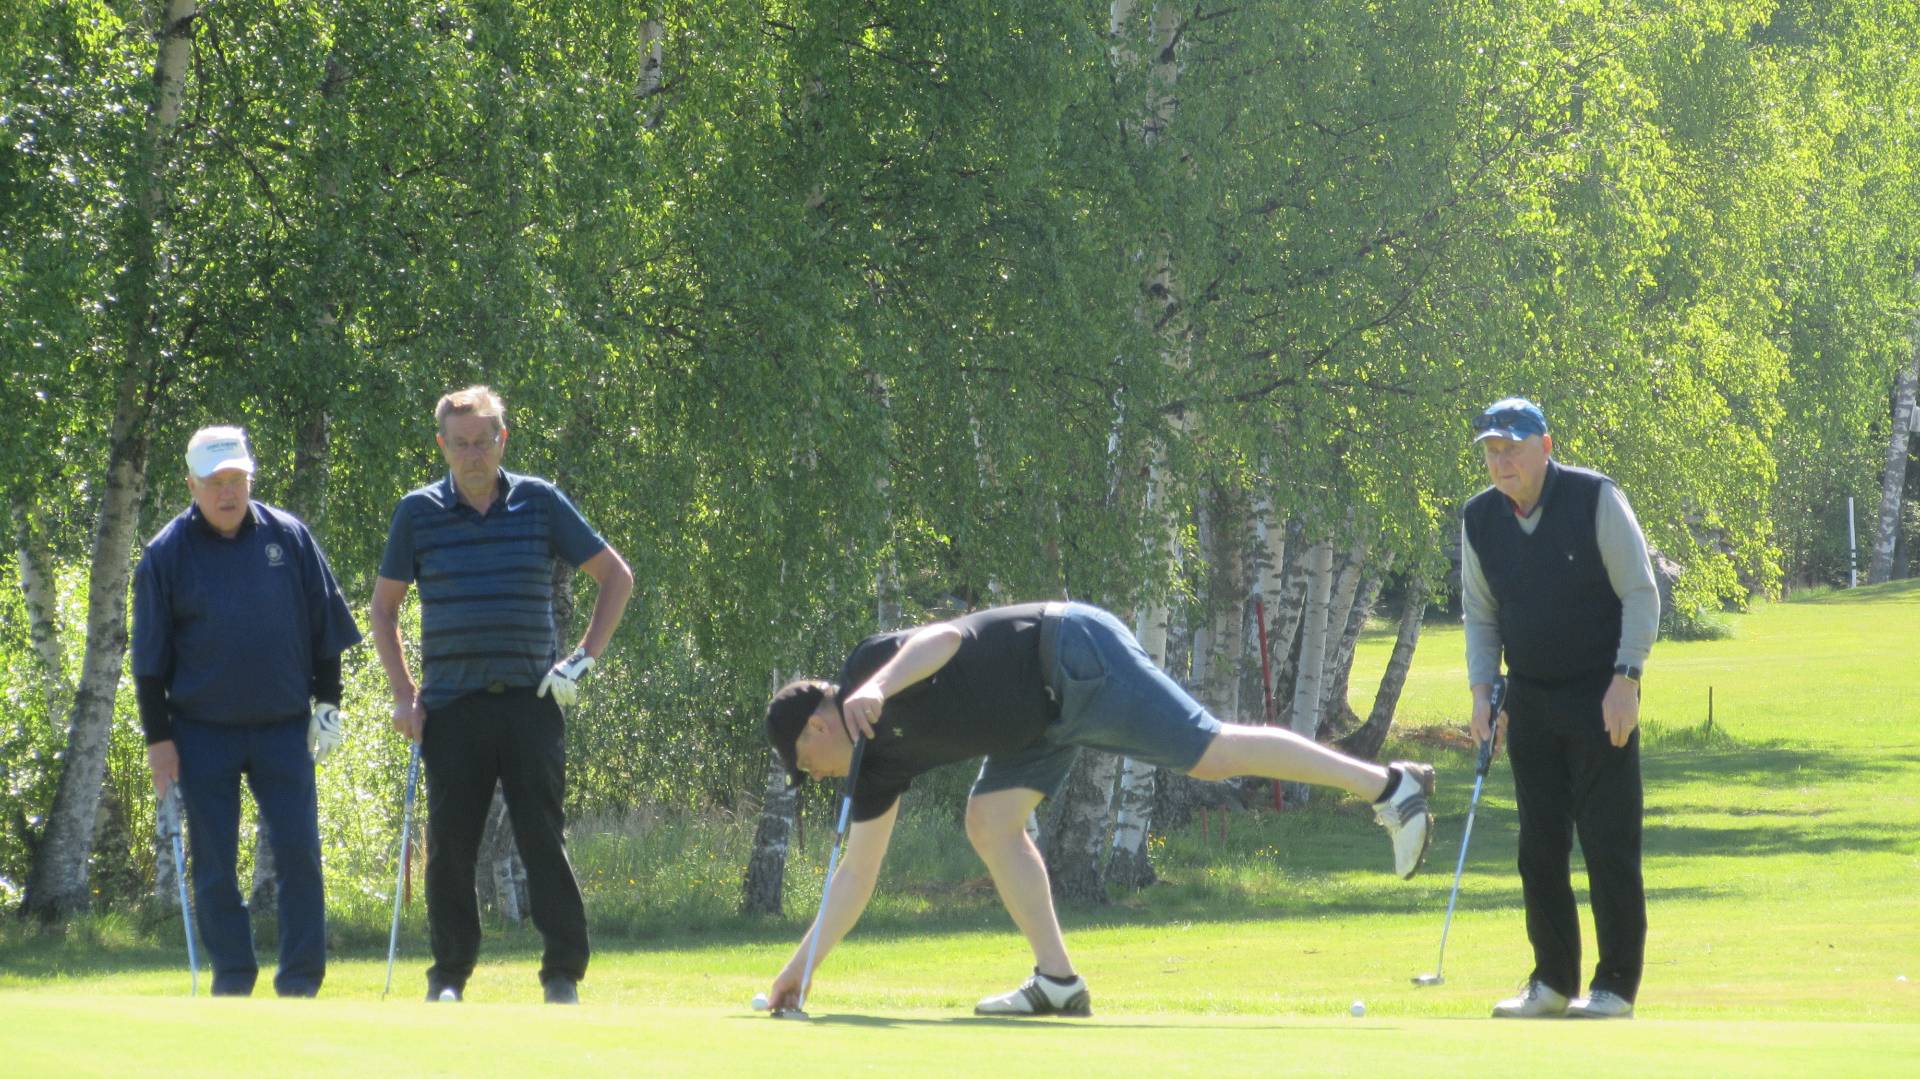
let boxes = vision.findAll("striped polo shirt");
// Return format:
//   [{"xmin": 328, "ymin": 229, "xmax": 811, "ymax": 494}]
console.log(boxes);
[{"xmin": 379, "ymin": 470, "xmax": 606, "ymax": 709}]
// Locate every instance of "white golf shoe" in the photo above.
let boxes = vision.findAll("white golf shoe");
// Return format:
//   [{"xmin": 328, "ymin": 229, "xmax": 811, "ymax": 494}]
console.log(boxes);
[
  {"xmin": 1492, "ymin": 980, "xmax": 1569, "ymax": 1018},
  {"xmin": 1567, "ymin": 989, "xmax": 1634, "ymax": 1019},
  {"xmin": 1373, "ymin": 762, "xmax": 1436, "ymax": 879},
  {"xmin": 974, "ymin": 970, "xmax": 1092, "ymax": 1017}
]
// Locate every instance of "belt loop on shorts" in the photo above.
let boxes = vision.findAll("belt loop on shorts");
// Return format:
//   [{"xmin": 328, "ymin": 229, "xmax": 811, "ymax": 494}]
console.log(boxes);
[{"xmin": 1038, "ymin": 601, "xmax": 1068, "ymax": 688}]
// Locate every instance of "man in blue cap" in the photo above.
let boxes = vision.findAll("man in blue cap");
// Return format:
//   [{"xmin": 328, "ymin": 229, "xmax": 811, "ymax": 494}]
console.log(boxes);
[
  {"xmin": 134, "ymin": 425, "xmax": 362, "ymax": 996},
  {"xmin": 1461, "ymin": 398, "xmax": 1658, "ymax": 1019}
]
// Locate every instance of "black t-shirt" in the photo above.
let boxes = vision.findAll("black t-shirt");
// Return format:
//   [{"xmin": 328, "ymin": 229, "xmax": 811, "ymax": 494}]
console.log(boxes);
[{"xmin": 838, "ymin": 603, "xmax": 1057, "ymax": 821}]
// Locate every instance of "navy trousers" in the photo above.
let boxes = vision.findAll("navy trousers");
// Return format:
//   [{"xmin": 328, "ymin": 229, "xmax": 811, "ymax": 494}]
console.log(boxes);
[
  {"xmin": 173, "ymin": 714, "xmax": 327, "ymax": 996},
  {"xmin": 420, "ymin": 686, "xmax": 588, "ymax": 992}
]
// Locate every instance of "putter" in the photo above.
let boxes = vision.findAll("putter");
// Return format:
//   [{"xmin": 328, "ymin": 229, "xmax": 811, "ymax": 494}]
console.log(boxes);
[
  {"xmin": 1414, "ymin": 676, "xmax": 1507, "ymax": 988},
  {"xmin": 162, "ymin": 783, "xmax": 199, "ymax": 997},
  {"xmin": 384, "ymin": 740, "xmax": 423, "ymax": 999},
  {"xmin": 774, "ymin": 735, "xmax": 868, "ymax": 1021}
]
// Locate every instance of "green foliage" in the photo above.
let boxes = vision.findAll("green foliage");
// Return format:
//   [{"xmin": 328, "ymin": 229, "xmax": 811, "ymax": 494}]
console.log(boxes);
[{"xmin": 4, "ymin": 0, "xmax": 1919, "ymax": 919}]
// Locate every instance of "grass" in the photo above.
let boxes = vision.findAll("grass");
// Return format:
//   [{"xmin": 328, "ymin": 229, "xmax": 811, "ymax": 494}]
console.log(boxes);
[{"xmin": 3, "ymin": 581, "xmax": 1918, "ymax": 1075}]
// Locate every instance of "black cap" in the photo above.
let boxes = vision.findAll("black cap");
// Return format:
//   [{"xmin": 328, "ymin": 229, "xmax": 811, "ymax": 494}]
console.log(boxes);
[{"xmin": 765, "ymin": 680, "xmax": 829, "ymax": 787}]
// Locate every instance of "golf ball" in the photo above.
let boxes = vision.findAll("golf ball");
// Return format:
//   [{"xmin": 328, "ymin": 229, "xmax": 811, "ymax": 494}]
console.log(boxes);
[
  {"xmin": 1350, "ymin": 1001, "xmax": 1366, "ymax": 1017},
  {"xmin": 751, "ymin": 992, "xmax": 771, "ymax": 1011}
]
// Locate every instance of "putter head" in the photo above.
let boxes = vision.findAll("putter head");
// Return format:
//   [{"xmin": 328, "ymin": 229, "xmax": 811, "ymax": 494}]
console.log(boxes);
[
  {"xmin": 1412, "ymin": 973, "xmax": 1444, "ymax": 986},
  {"xmin": 769, "ymin": 1007, "xmax": 810, "ymax": 1021}
]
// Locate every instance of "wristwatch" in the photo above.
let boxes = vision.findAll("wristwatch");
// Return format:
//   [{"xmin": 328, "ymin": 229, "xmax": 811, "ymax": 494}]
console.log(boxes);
[{"xmin": 1613, "ymin": 664, "xmax": 1642, "ymax": 683}]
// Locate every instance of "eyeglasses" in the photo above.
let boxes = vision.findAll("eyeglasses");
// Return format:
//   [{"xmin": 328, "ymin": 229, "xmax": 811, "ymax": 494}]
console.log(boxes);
[
  {"xmin": 1472, "ymin": 409, "xmax": 1544, "ymax": 433},
  {"xmin": 445, "ymin": 431, "xmax": 503, "ymax": 454}
]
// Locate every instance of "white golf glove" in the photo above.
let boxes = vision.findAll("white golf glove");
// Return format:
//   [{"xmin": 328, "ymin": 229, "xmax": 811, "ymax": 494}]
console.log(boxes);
[
  {"xmin": 538, "ymin": 648, "xmax": 595, "ymax": 707},
  {"xmin": 309, "ymin": 702, "xmax": 346, "ymax": 764}
]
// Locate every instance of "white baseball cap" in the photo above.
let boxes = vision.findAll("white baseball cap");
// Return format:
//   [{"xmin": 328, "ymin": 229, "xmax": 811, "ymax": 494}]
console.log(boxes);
[{"xmin": 186, "ymin": 426, "xmax": 256, "ymax": 479}]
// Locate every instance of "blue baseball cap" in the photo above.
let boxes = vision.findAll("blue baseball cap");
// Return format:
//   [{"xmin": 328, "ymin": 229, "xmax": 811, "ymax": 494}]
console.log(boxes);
[{"xmin": 1471, "ymin": 397, "xmax": 1549, "ymax": 443}]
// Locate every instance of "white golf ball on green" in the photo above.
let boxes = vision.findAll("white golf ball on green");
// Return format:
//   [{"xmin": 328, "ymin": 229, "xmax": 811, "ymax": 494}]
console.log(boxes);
[
  {"xmin": 1349, "ymin": 1000, "xmax": 1366, "ymax": 1017},
  {"xmin": 752, "ymin": 992, "xmax": 770, "ymax": 1011}
]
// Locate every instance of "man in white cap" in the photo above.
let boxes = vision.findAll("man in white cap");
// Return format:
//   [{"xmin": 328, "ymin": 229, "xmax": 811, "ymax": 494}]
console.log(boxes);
[{"xmin": 133, "ymin": 425, "xmax": 362, "ymax": 996}]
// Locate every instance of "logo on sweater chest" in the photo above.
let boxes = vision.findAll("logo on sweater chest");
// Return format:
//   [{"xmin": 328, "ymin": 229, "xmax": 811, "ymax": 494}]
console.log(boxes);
[{"xmin": 265, "ymin": 542, "xmax": 286, "ymax": 567}]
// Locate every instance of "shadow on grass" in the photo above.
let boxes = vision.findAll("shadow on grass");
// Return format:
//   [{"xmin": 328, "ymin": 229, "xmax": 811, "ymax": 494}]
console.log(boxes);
[
  {"xmin": 759, "ymin": 1012, "xmax": 1379, "ymax": 1034},
  {"xmin": 10, "ymin": 735, "xmax": 1914, "ymax": 979},
  {"xmin": 1782, "ymin": 578, "xmax": 1920, "ymax": 605}
]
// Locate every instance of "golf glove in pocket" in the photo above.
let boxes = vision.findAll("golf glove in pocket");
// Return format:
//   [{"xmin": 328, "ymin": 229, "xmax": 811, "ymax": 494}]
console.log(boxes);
[{"xmin": 538, "ymin": 648, "xmax": 595, "ymax": 707}]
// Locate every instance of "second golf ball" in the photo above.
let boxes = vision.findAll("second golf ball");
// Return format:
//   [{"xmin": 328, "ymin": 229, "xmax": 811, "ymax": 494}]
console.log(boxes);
[
  {"xmin": 752, "ymin": 992, "xmax": 770, "ymax": 1011},
  {"xmin": 1349, "ymin": 1001, "xmax": 1366, "ymax": 1017}
]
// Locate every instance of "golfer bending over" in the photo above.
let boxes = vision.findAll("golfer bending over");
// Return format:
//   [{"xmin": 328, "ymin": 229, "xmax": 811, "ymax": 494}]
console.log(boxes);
[{"xmin": 762, "ymin": 601, "xmax": 1436, "ymax": 1016}]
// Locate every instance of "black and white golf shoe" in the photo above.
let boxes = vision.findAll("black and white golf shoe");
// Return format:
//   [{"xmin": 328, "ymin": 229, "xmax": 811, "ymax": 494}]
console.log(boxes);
[
  {"xmin": 974, "ymin": 970, "xmax": 1092, "ymax": 1017},
  {"xmin": 1373, "ymin": 761, "xmax": 1436, "ymax": 879}
]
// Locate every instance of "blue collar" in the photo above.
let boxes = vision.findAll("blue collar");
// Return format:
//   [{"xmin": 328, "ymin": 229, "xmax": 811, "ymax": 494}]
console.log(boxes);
[
  {"xmin": 187, "ymin": 501, "xmax": 264, "ymax": 539},
  {"xmin": 436, "ymin": 469, "xmax": 518, "ymax": 512}
]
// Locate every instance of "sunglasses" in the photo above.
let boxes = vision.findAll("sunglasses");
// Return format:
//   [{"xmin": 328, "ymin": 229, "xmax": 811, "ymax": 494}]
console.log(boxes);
[{"xmin": 1471, "ymin": 408, "xmax": 1543, "ymax": 433}]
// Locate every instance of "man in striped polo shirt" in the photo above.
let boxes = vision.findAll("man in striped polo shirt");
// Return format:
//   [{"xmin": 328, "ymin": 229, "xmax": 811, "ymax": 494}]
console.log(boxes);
[{"xmin": 370, "ymin": 385, "xmax": 633, "ymax": 1005}]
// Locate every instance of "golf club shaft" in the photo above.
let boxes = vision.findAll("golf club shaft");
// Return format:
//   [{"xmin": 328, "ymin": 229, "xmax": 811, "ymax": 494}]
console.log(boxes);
[
  {"xmin": 168, "ymin": 786, "xmax": 198, "ymax": 996},
  {"xmin": 1429, "ymin": 771, "xmax": 1486, "ymax": 978},
  {"xmin": 1424, "ymin": 676, "xmax": 1504, "ymax": 982},
  {"xmin": 384, "ymin": 741, "xmax": 422, "ymax": 997},
  {"xmin": 794, "ymin": 737, "xmax": 866, "ymax": 1015}
]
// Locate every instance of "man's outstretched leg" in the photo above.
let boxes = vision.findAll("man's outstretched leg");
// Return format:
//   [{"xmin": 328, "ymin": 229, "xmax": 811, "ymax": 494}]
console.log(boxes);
[
  {"xmin": 1188, "ymin": 725, "xmax": 1436, "ymax": 878},
  {"xmin": 964, "ymin": 787, "xmax": 1092, "ymax": 1017}
]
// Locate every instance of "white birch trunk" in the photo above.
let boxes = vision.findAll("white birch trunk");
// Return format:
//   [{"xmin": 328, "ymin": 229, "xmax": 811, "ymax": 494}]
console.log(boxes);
[
  {"xmin": 1317, "ymin": 536, "xmax": 1369, "ymax": 715},
  {"xmin": 476, "ymin": 785, "xmax": 529, "ymax": 923},
  {"xmin": 638, "ymin": 17, "xmax": 666, "ymax": 128},
  {"xmin": 11, "ymin": 493, "xmax": 70, "ymax": 717},
  {"xmin": 1320, "ymin": 561, "xmax": 1389, "ymax": 738},
  {"xmin": 248, "ymin": 822, "xmax": 278, "ymax": 914},
  {"xmin": 1105, "ymin": 754, "xmax": 1158, "ymax": 889},
  {"xmin": 1337, "ymin": 575, "xmax": 1427, "ymax": 761},
  {"xmin": 1248, "ymin": 495, "xmax": 1292, "ymax": 728},
  {"xmin": 22, "ymin": 0, "xmax": 198, "ymax": 922},
  {"xmin": 740, "ymin": 749, "xmax": 799, "ymax": 916},
  {"xmin": 1282, "ymin": 540, "xmax": 1336, "ymax": 806},
  {"xmin": 1869, "ymin": 336, "xmax": 1918, "ymax": 584},
  {"xmin": 1093, "ymin": 0, "xmax": 1189, "ymax": 893},
  {"xmin": 1044, "ymin": 750, "xmax": 1122, "ymax": 903},
  {"xmin": 1264, "ymin": 522, "xmax": 1310, "ymax": 697},
  {"xmin": 873, "ymin": 373, "xmax": 903, "ymax": 630}
]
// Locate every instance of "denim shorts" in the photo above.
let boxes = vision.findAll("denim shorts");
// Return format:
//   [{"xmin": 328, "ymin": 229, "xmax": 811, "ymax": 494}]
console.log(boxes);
[{"xmin": 972, "ymin": 603, "xmax": 1222, "ymax": 801}]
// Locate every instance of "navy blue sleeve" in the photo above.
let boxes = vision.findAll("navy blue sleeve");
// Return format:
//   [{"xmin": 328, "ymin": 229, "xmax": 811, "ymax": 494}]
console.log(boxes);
[
  {"xmin": 544, "ymin": 484, "xmax": 608, "ymax": 567},
  {"xmin": 377, "ymin": 497, "xmax": 417, "ymax": 582},
  {"xmin": 130, "ymin": 545, "xmax": 173, "ymax": 680},
  {"xmin": 290, "ymin": 519, "xmax": 362, "ymax": 659}
]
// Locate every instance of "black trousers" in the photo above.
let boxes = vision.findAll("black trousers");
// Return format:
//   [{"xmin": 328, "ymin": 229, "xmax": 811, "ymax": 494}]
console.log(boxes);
[
  {"xmin": 421, "ymin": 686, "xmax": 588, "ymax": 990},
  {"xmin": 1505, "ymin": 672, "xmax": 1646, "ymax": 1002}
]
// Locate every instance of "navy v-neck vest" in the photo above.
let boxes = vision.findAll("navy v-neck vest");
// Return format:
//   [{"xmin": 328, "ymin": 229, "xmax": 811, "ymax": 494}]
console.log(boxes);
[{"xmin": 1464, "ymin": 462, "xmax": 1621, "ymax": 684}]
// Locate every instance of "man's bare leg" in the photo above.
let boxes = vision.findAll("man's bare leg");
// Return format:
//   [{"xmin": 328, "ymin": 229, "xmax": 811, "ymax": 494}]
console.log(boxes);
[
  {"xmin": 1188, "ymin": 725, "xmax": 1392, "ymax": 798},
  {"xmin": 965, "ymin": 786, "xmax": 1072, "ymax": 977}
]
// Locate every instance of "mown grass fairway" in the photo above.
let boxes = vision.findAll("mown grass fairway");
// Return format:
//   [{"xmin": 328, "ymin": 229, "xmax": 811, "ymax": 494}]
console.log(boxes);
[{"xmin": 4, "ymin": 583, "xmax": 1917, "ymax": 1076}]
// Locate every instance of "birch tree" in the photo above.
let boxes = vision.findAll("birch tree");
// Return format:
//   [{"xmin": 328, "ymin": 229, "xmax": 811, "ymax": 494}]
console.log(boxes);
[
  {"xmin": 1869, "ymin": 338, "xmax": 1919, "ymax": 584},
  {"xmin": 1280, "ymin": 538, "xmax": 1335, "ymax": 807},
  {"xmin": 23, "ymin": 0, "xmax": 200, "ymax": 923}
]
